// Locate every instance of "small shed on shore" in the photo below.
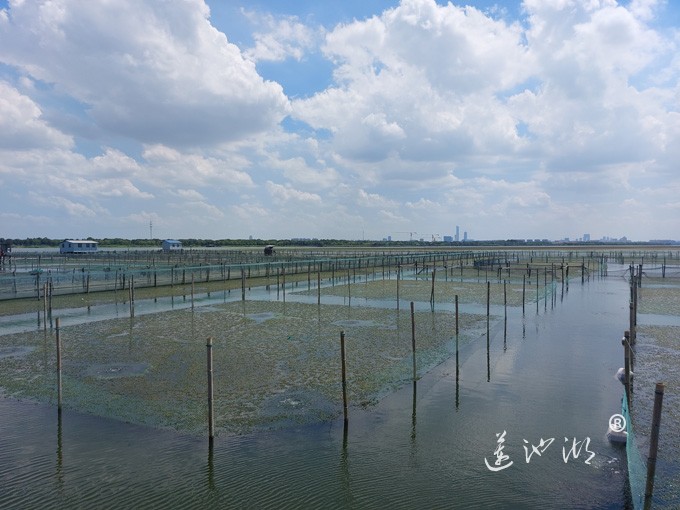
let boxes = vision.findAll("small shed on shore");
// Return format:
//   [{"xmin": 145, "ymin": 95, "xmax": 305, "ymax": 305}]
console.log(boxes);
[
  {"xmin": 162, "ymin": 239, "xmax": 182, "ymax": 253},
  {"xmin": 60, "ymin": 240, "xmax": 98, "ymax": 254}
]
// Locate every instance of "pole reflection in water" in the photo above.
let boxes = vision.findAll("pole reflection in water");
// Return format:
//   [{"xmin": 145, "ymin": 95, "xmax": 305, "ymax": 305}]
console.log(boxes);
[
  {"xmin": 411, "ymin": 381, "xmax": 417, "ymax": 445},
  {"xmin": 340, "ymin": 420, "xmax": 352, "ymax": 507},
  {"xmin": 55, "ymin": 410, "xmax": 63, "ymax": 495},
  {"xmin": 207, "ymin": 442, "xmax": 215, "ymax": 492}
]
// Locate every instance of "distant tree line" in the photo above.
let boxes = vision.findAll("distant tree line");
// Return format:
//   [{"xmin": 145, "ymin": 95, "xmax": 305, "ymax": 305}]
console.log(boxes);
[{"xmin": 2, "ymin": 236, "xmax": 653, "ymax": 249}]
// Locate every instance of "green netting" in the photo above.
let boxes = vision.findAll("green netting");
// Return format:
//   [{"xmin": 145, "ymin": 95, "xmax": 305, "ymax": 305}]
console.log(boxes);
[{"xmin": 622, "ymin": 392, "xmax": 647, "ymax": 509}]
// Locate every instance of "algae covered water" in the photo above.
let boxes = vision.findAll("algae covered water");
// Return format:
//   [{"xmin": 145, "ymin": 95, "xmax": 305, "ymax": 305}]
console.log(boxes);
[{"xmin": 0, "ymin": 271, "xmax": 672, "ymax": 508}]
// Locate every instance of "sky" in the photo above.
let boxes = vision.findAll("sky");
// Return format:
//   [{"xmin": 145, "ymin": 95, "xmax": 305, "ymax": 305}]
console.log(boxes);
[{"xmin": 1, "ymin": 0, "xmax": 679, "ymax": 242}]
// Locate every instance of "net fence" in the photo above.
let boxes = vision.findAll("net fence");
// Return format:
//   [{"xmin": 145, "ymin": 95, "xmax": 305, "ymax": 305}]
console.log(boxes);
[{"xmin": 622, "ymin": 392, "xmax": 647, "ymax": 509}]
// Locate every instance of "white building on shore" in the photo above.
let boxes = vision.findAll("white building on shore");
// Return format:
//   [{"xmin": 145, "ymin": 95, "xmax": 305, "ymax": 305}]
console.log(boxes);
[
  {"xmin": 59, "ymin": 239, "xmax": 99, "ymax": 254},
  {"xmin": 162, "ymin": 239, "xmax": 182, "ymax": 252}
]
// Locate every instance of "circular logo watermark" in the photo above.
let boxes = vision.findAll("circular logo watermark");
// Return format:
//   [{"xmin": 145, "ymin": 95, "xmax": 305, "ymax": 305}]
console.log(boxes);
[{"xmin": 609, "ymin": 414, "xmax": 627, "ymax": 433}]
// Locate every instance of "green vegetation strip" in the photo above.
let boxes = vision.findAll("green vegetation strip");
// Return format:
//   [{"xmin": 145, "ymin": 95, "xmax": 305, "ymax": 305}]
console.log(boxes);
[{"xmin": 0, "ymin": 287, "xmax": 487, "ymax": 436}]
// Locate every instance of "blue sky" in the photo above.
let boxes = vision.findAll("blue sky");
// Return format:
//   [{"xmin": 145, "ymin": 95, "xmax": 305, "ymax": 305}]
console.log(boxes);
[{"xmin": 1, "ymin": 0, "xmax": 679, "ymax": 242}]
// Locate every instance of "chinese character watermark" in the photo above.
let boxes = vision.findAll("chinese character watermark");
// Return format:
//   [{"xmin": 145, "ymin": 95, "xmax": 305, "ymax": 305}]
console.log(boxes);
[
  {"xmin": 485, "ymin": 432, "xmax": 595, "ymax": 471},
  {"xmin": 484, "ymin": 430, "xmax": 514, "ymax": 472}
]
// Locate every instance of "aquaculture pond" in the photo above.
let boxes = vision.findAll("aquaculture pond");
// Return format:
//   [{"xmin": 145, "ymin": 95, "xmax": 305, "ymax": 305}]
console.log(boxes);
[{"xmin": 0, "ymin": 270, "xmax": 674, "ymax": 508}]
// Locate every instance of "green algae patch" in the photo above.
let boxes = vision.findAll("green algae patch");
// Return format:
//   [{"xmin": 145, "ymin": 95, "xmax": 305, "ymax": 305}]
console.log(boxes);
[
  {"xmin": 0, "ymin": 296, "xmax": 486, "ymax": 436},
  {"xmin": 303, "ymin": 278, "xmax": 534, "ymax": 306},
  {"xmin": 638, "ymin": 282, "xmax": 680, "ymax": 316}
]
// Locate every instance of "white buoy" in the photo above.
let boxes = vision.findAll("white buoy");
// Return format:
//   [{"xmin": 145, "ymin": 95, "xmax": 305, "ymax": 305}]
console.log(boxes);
[
  {"xmin": 607, "ymin": 425, "xmax": 628, "ymax": 444},
  {"xmin": 616, "ymin": 367, "xmax": 633, "ymax": 384}
]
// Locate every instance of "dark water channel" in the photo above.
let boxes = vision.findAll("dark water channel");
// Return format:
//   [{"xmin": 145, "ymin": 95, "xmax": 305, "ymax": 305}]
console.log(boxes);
[{"xmin": 0, "ymin": 277, "xmax": 642, "ymax": 509}]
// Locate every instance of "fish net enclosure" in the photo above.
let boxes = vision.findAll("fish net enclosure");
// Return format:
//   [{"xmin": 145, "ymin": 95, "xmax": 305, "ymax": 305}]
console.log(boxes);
[
  {"xmin": 0, "ymin": 247, "xmax": 609, "ymax": 301},
  {"xmin": 0, "ymin": 248, "xmax": 607, "ymax": 433},
  {"xmin": 621, "ymin": 253, "xmax": 680, "ymax": 508},
  {"xmin": 1, "ymin": 248, "xmax": 679, "ymax": 454},
  {"xmin": 0, "ymin": 278, "xmax": 494, "ymax": 435},
  {"xmin": 623, "ymin": 393, "xmax": 648, "ymax": 509}
]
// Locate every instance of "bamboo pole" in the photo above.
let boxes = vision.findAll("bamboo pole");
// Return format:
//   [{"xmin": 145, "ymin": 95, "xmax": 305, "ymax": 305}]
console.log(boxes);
[
  {"xmin": 486, "ymin": 281, "xmax": 490, "ymax": 325},
  {"xmin": 632, "ymin": 272, "xmax": 638, "ymax": 344},
  {"xmin": 340, "ymin": 331, "xmax": 348, "ymax": 424},
  {"xmin": 43, "ymin": 283, "xmax": 48, "ymax": 331},
  {"xmin": 455, "ymin": 293, "xmax": 460, "ymax": 409},
  {"xmin": 430, "ymin": 269, "xmax": 435, "ymax": 310},
  {"xmin": 396, "ymin": 265, "xmax": 400, "ymax": 310},
  {"xmin": 544, "ymin": 267, "xmax": 547, "ymax": 312},
  {"xmin": 645, "ymin": 382, "xmax": 665, "ymax": 501},
  {"xmin": 129, "ymin": 278, "xmax": 134, "ymax": 318},
  {"xmin": 487, "ymin": 281, "xmax": 491, "ymax": 382},
  {"xmin": 410, "ymin": 301, "xmax": 416, "ymax": 381},
  {"xmin": 536, "ymin": 270, "xmax": 539, "ymax": 314},
  {"xmin": 455, "ymin": 294, "xmax": 459, "ymax": 337},
  {"xmin": 630, "ymin": 275, "xmax": 637, "ymax": 346},
  {"xmin": 207, "ymin": 337, "xmax": 215, "ymax": 441},
  {"xmin": 48, "ymin": 279, "xmax": 53, "ymax": 327},
  {"xmin": 56, "ymin": 317, "xmax": 62, "ymax": 413},
  {"xmin": 623, "ymin": 331, "xmax": 631, "ymax": 406}
]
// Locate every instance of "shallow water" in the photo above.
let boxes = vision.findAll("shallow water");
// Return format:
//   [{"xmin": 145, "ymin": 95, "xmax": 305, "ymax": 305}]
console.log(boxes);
[{"xmin": 0, "ymin": 275, "xmax": 654, "ymax": 508}]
